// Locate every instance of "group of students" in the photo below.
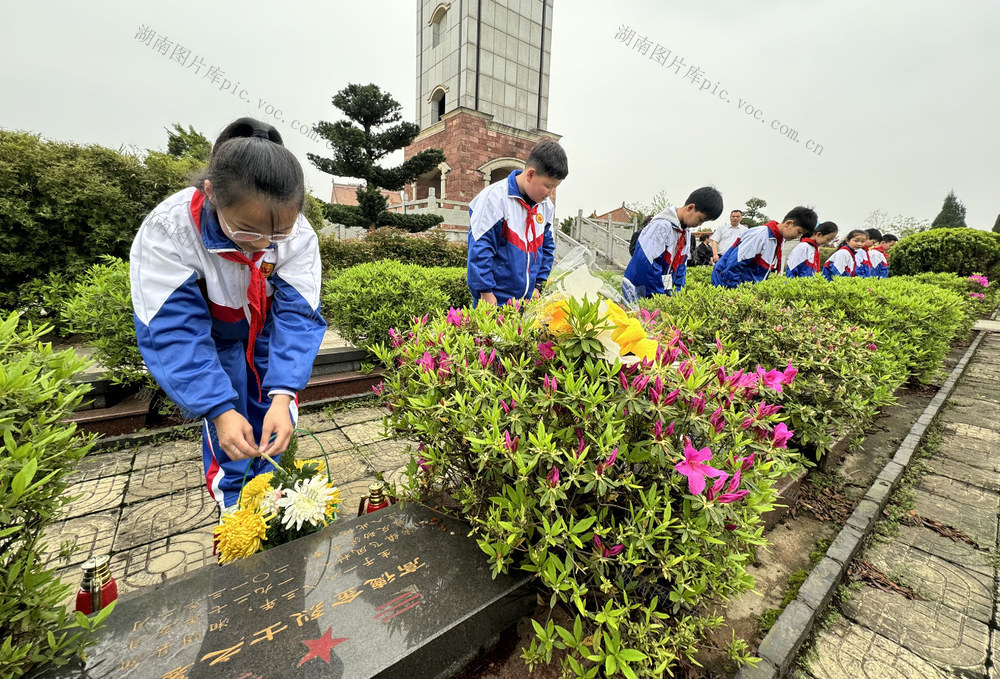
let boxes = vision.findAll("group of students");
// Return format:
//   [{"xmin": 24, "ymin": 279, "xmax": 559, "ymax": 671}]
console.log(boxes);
[
  {"xmin": 619, "ymin": 186, "xmax": 900, "ymax": 298},
  {"xmin": 131, "ymin": 118, "xmax": 903, "ymax": 512}
]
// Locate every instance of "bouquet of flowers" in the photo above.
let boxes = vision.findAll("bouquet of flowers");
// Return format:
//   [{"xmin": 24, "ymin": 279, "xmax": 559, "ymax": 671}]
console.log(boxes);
[{"xmin": 213, "ymin": 433, "xmax": 341, "ymax": 565}]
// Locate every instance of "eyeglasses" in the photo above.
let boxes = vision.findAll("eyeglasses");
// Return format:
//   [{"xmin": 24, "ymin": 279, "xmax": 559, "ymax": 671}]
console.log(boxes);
[{"xmin": 218, "ymin": 210, "xmax": 299, "ymax": 244}]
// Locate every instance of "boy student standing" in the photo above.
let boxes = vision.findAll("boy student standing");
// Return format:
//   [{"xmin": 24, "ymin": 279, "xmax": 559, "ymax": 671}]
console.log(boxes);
[
  {"xmin": 854, "ymin": 228, "xmax": 881, "ymax": 278},
  {"xmin": 870, "ymin": 234, "xmax": 898, "ymax": 278},
  {"xmin": 622, "ymin": 187, "xmax": 724, "ymax": 299},
  {"xmin": 711, "ymin": 207, "xmax": 818, "ymax": 288},
  {"xmin": 467, "ymin": 140, "xmax": 568, "ymax": 307},
  {"xmin": 710, "ymin": 209, "xmax": 748, "ymax": 263}
]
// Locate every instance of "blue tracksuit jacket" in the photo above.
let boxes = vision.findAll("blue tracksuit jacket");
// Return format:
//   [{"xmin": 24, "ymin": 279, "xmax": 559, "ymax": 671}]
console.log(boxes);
[
  {"xmin": 785, "ymin": 238, "xmax": 822, "ymax": 279},
  {"xmin": 622, "ymin": 207, "xmax": 688, "ymax": 298},
  {"xmin": 822, "ymin": 246, "xmax": 858, "ymax": 281},
  {"xmin": 711, "ymin": 222, "xmax": 784, "ymax": 288}
]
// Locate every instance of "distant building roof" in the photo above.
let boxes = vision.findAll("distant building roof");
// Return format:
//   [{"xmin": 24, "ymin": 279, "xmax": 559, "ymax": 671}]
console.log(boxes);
[
  {"xmin": 591, "ymin": 202, "xmax": 641, "ymax": 224},
  {"xmin": 330, "ymin": 183, "xmax": 403, "ymax": 207}
]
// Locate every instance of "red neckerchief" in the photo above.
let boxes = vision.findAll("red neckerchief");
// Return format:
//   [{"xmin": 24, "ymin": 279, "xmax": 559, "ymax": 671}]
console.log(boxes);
[
  {"xmin": 800, "ymin": 237, "xmax": 821, "ymax": 271},
  {"xmin": 764, "ymin": 221, "xmax": 784, "ymax": 272},
  {"xmin": 860, "ymin": 247, "xmax": 873, "ymax": 267},
  {"xmin": 668, "ymin": 223, "xmax": 688, "ymax": 272},
  {"xmin": 190, "ymin": 191, "xmax": 267, "ymax": 401},
  {"xmin": 513, "ymin": 195, "xmax": 541, "ymax": 263},
  {"xmin": 873, "ymin": 244, "xmax": 890, "ymax": 262},
  {"xmin": 838, "ymin": 245, "xmax": 857, "ymax": 275}
]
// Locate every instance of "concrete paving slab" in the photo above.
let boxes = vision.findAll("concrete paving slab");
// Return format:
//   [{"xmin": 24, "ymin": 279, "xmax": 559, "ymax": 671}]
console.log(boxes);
[
  {"xmin": 41, "ymin": 509, "xmax": 120, "ymax": 569},
  {"xmin": 59, "ymin": 475, "xmax": 128, "ymax": 520},
  {"xmin": 331, "ymin": 406, "xmax": 390, "ymax": 428},
  {"xmin": 294, "ymin": 410, "xmax": 341, "ymax": 435},
  {"xmin": 923, "ymin": 454, "xmax": 1000, "ymax": 491},
  {"xmin": 355, "ymin": 438, "xmax": 416, "ymax": 472},
  {"xmin": 933, "ymin": 432, "xmax": 1000, "ymax": 472},
  {"xmin": 295, "ymin": 428, "xmax": 353, "ymax": 457},
  {"xmin": 110, "ymin": 525, "xmax": 217, "ymax": 597},
  {"xmin": 340, "ymin": 419, "xmax": 392, "ymax": 446},
  {"xmin": 841, "ymin": 587, "xmax": 990, "ymax": 671},
  {"xmin": 806, "ymin": 618, "xmax": 952, "ymax": 679},
  {"xmin": 939, "ymin": 421, "xmax": 1000, "ymax": 445},
  {"xmin": 66, "ymin": 448, "xmax": 134, "ymax": 484},
  {"xmin": 295, "ymin": 448, "xmax": 370, "ymax": 486},
  {"xmin": 124, "ymin": 460, "xmax": 205, "ymax": 504},
  {"xmin": 863, "ymin": 538, "xmax": 993, "ymax": 623},
  {"xmin": 132, "ymin": 439, "xmax": 202, "ymax": 470},
  {"xmin": 888, "ymin": 524, "xmax": 993, "ymax": 577},
  {"xmin": 972, "ymin": 319, "xmax": 1000, "ymax": 332},
  {"xmin": 115, "ymin": 487, "xmax": 218, "ymax": 551},
  {"xmin": 912, "ymin": 488, "xmax": 997, "ymax": 549}
]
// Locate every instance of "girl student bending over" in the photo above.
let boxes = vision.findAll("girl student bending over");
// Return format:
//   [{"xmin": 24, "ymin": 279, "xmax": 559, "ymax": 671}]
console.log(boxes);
[
  {"xmin": 822, "ymin": 229, "xmax": 868, "ymax": 281},
  {"xmin": 785, "ymin": 221, "xmax": 839, "ymax": 278},
  {"xmin": 130, "ymin": 117, "xmax": 326, "ymax": 513}
]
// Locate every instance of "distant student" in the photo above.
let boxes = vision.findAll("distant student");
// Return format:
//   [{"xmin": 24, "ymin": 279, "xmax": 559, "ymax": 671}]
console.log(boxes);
[
  {"xmin": 870, "ymin": 233, "xmax": 898, "ymax": 278},
  {"xmin": 822, "ymin": 230, "xmax": 868, "ymax": 281},
  {"xmin": 622, "ymin": 187, "xmax": 724, "ymax": 298},
  {"xmin": 785, "ymin": 221, "xmax": 839, "ymax": 278},
  {"xmin": 467, "ymin": 140, "xmax": 568, "ymax": 306},
  {"xmin": 710, "ymin": 209, "xmax": 748, "ymax": 263},
  {"xmin": 854, "ymin": 228, "xmax": 881, "ymax": 278},
  {"xmin": 711, "ymin": 207, "xmax": 818, "ymax": 288}
]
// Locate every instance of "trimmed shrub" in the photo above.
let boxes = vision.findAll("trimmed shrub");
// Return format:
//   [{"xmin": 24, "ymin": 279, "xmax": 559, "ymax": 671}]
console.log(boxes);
[
  {"xmin": 890, "ymin": 228, "xmax": 1000, "ymax": 278},
  {"xmin": 0, "ymin": 314, "xmax": 113, "ymax": 675},
  {"xmin": 61, "ymin": 257, "xmax": 150, "ymax": 388},
  {"xmin": 642, "ymin": 287, "xmax": 908, "ymax": 459},
  {"xmin": 318, "ymin": 228, "xmax": 467, "ymax": 273},
  {"xmin": 374, "ymin": 300, "xmax": 799, "ymax": 675},
  {"xmin": 903, "ymin": 272, "xmax": 995, "ymax": 336},
  {"xmin": 322, "ymin": 262, "xmax": 468, "ymax": 347},
  {"xmin": 751, "ymin": 276, "xmax": 967, "ymax": 384}
]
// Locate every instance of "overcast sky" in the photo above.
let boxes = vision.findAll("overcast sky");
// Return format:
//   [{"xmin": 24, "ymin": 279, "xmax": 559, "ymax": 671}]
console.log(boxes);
[{"xmin": 3, "ymin": 0, "xmax": 998, "ymax": 231}]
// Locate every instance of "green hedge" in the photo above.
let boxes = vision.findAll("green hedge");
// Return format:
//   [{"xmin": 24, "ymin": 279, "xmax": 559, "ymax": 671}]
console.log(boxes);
[
  {"xmin": 751, "ymin": 276, "xmax": 967, "ymax": 384},
  {"xmin": 891, "ymin": 228, "xmax": 1000, "ymax": 277},
  {"xmin": 642, "ymin": 287, "xmax": 908, "ymax": 459},
  {"xmin": 0, "ymin": 314, "xmax": 113, "ymax": 674},
  {"xmin": 318, "ymin": 228, "xmax": 467, "ymax": 273},
  {"xmin": 322, "ymin": 261, "xmax": 470, "ymax": 347}
]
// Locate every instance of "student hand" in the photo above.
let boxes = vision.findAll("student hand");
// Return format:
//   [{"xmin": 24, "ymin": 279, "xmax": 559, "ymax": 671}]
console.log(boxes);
[
  {"xmin": 259, "ymin": 394, "xmax": 294, "ymax": 456},
  {"xmin": 711, "ymin": 254, "xmax": 719, "ymax": 263},
  {"xmin": 479, "ymin": 291, "xmax": 498, "ymax": 306},
  {"xmin": 212, "ymin": 409, "xmax": 258, "ymax": 461}
]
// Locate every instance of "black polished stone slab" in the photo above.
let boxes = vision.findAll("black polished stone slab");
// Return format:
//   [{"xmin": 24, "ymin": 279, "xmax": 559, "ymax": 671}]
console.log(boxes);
[{"xmin": 34, "ymin": 503, "xmax": 534, "ymax": 679}]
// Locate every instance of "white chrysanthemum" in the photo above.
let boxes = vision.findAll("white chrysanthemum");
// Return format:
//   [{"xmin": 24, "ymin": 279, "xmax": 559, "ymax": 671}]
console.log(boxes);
[{"xmin": 276, "ymin": 476, "xmax": 335, "ymax": 531}]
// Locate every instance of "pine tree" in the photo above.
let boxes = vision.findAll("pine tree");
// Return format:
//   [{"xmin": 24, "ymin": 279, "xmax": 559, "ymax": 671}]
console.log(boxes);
[
  {"xmin": 309, "ymin": 84, "xmax": 446, "ymax": 232},
  {"xmin": 165, "ymin": 124, "xmax": 211, "ymax": 161},
  {"xmin": 992, "ymin": 213, "xmax": 1000, "ymax": 234},
  {"xmin": 740, "ymin": 197, "xmax": 769, "ymax": 227},
  {"xmin": 930, "ymin": 190, "xmax": 967, "ymax": 229}
]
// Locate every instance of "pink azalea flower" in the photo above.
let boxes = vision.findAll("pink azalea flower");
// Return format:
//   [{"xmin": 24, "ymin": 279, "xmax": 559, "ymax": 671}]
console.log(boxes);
[
  {"xmin": 576, "ymin": 433, "xmax": 586, "ymax": 458},
  {"xmin": 412, "ymin": 313, "xmax": 429, "ymax": 326},
  {"xmin": 715, "ymin": 336, "xmax": 724, "ymax": 352},
  {"xmin": 727, "ymin": 469, "xmax": 742, "ymax": 492},
  {"xmin": 705, "ymin": 474, "xmax": 728, "ymax": 501},
  {"xmin": 664, "ymin": 422, "xmax": 675, "ymax": 436},
  {"xmin": 417, "ymin": 458, "xmax": 430, "ymax": 472},
  {"xmin": 678, "ymin": 340, "xmax": 690, "ymax": 356},
  {"xmin": 543, "ymin": 374, "xmax": 558, "ymax": 394},
  {"xmin": 387, "ymin": 327, "xmax": 403, "ymax": 348},
  {"xmin": 678, "ymin": 360, "xmax": 693, "ymax": 379},
  {"xmin": 772, "ymin": 422, "xmax": 794, "ymax": 448},
  {"xmin": 716, "ymin": 366, "xmax": 727, "ymax": 385},
  {"xmin": 445, "ymin": 308, "xmax": 465, "ymax": 327},
  {"xmin": 503, "ymin": 431, "xmax": 519, "ymax": 453},
  {"xmin": 546, "ymin": 466, "xmax": 560, "ymax": 487},
  {"xmin": 593, "ymin": 535, "xmax": 624, "ymax": 558},
  {"xmin": 500, "ymin": 399, "xmax": 515, "ymax": 414},
  {"xmin": 674, "ymin": 440, "xmax": 725, "ymax": 495},
  {"xmin": 690, "ymin": 393, "xmax": 707, "ymax": 415},
  {"xmin": 653, "ymin": 419, "xmax": 664, "ymax": 439},
  {"xmin": 596, "ymin": 448, "xmax": 618, "ymax": 475},
  {"xmin": 663, "ymin": 389, "xmax": 680, "ymax": 406},
  {"xmin": 782, "ymin": 363, "xmax": 798, "ymax": 385},
  {"xmin": 756, "ymin": 366, "xmax": 785, "ymax": 393},
  {"xmin": 416, "ymin": 351, "xmax": 436, "ymax": 373},
  {"xmin": 537, "ymin": 341, "xmax": 556, "ymax": 360},
  {"xmin": 866, "ymin": 343, "xmax": 878, "ymax": 351},
  {"xmin": 718, "ymin": 490, "xmax": 750, "ymax": 504},
  {"xmin": 372, "ymin": 382, "xmax": 385, "ymax": 396},
  {"xmin": 757, "ymin": 402, "xmax": 783, "ymax": 417},
  {"xmin": 725, "ymin": 523, "xmax": 738, "ymax": 531},
  {"xmin": 619, "ymin": 372, "xmax": 629, "ymax": 390},
  {"xmin": 710, "ymin": 407, "xmax": 726, "ymax": 433}
]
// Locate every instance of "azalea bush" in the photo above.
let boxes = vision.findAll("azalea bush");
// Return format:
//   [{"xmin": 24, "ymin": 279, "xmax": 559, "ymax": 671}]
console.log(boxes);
[
  {"xmin": 890, "ymin": 228, "xmax": 1000, "ymax": 278},
  {"xmin": 903, "ymin": 272, "xmax": 994, "ymax": 334},
  {"xmin": 373, "ymin": 298, "xmax": 801, "ymax": 677},
  {"xmin": 751, "ymin": 276, "xmax": 966, "ymax": 384},
  {"xmin": 642, "ymin": 287, "xmax": 908, "ymax": 460},
  {"xmin": 213, "ymin": 436, "xmax": 342, "ymax": 564},
  {"xmin": 318, "ymin": 227, "xmax": 467, "ymax": 274},
  {"xmin": 322, "ymin": 261, "xmax": 469, "ymax": 347}
]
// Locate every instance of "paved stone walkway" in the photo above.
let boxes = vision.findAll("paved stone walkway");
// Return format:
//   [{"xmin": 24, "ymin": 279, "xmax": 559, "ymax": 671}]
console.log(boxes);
[
  {"xmin": 44, "ymin": 404, "xmax": 413, "ymax": 601},
  {"xmin": 799, "ymin": 332, "xmax": 1000, "ymax": 678}
]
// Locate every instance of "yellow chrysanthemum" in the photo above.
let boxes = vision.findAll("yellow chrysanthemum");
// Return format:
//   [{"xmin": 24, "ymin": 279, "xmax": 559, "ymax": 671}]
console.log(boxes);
[
  {"xmin": 214, "ymin": 507, "xmax": 271, "ymax": 565},
  {"xmin": 238, "ymin": 472, "xmax": 274, "ymax": 511},
  {"xmin": 545, "ymin": 300, "xmax": 573, "ymax": 335},
  {"xmin": 325, "ymin": 485, "xmax": 342, "ymax": 519}
]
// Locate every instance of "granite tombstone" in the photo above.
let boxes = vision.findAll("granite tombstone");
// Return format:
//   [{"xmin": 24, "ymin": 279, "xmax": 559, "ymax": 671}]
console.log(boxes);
[{"xmin": 34, "ymin": 503, "xmax": 534, "ymax": 679}]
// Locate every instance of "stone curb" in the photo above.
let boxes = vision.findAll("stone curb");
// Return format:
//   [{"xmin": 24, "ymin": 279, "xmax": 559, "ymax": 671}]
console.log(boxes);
[{"xmin": 737, "ymin": 330, "xmax": 988, "ymax": 679}]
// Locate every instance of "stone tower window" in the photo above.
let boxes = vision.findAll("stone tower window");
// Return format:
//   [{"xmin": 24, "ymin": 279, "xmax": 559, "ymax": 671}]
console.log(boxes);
[
  {"xmin": 430, "ymin": 3, "xmax": 449, "ymax": 48},
  {"xmin": 429, "ymin": 86, "xmax": 448, "ymax": 123}
]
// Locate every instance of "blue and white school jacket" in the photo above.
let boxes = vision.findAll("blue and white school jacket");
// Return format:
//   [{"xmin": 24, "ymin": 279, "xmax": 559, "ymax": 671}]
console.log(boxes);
[
  {"xmin": 130, "ymin": 187, "xmax": 326, "ymax": 422},
  {"xmin": 785, "ymin": 238, "xmax": 822, "ymax": 279},
  {"xmin": 467, "ymin": 170, "xmax": 555, "ymax": 306},
  {"xmin": 868, "ymin": 248, "xmax": 889, "ymax": 278},
  {"xmin": 623, "ymin": 207, "xmax": 688, "ymax": 298},
  {"xmin": 711, "ymin": 222, "xmax": 784, "ymax": 288},
  {"xmin": 822, "ymin": 245, "xmax": 858, "ymax": 281},
  {"xmin": 854, "ymin": 248, "xmax": 875, "ymax": 278}
]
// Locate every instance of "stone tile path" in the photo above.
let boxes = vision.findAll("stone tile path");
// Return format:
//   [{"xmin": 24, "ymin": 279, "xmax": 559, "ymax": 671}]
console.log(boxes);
[
  {"xmin": 800, "ymin": 333, "xmax": 1000, "ymax": 679},
  {"xmin": 44, "ymin": 404, "xmax": 414, "ymax": 601}
]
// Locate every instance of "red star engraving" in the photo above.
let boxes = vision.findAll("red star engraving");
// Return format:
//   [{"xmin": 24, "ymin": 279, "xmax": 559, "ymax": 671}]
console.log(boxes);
[{"xmin": 297, "ymin": 627, "xmax": 347, "ymax": 667}]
